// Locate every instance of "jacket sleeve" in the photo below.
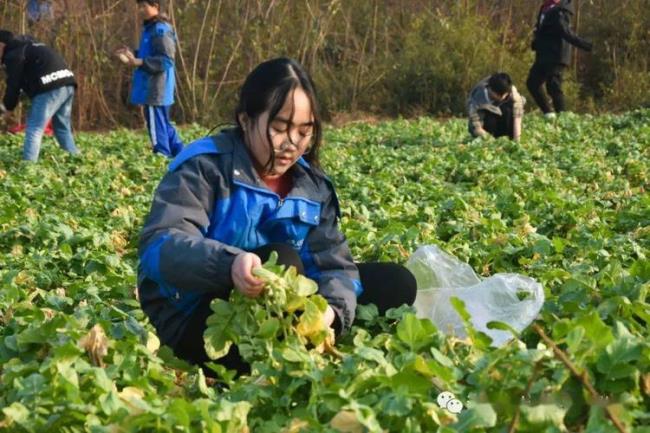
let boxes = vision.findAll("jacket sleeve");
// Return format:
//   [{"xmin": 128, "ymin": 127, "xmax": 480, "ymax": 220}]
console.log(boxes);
[
  {"xmin": 138, "ymin": 155, "xmax": 244, "ymax": 298},
  {"xmin": 558, "ymin": 10, "xmax": 592, "ymax": 51},
  {"xmin": 511, "ymin": 86, "xmax": 525, "ymax": 120},
  {"xmin": 467, "ymin": 88, "xmax": 484, "ymax": 136},
  {"xmin": 302, "ymin": 184, "xmax": 360, "ymax": 335},
  {"xmin": 3, "ymin": 52, "xmax": 24, "ymax": 111},
  {"xmin": 140, "ymin": 28, "xmax": 176, "ymax": 74}
]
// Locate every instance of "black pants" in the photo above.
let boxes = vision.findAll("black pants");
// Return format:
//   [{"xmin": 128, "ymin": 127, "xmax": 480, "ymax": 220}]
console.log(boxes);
[
  {"xmin": 174, "ymin": 243, "xmax": 417, "ymax": 376},
  {"xmin": 526, "ymin": 62, "xmax": 566, "ymax": 114},
  {"xmin": 481, "ymin": 99, "xmax": 515, "ymax": 139}
]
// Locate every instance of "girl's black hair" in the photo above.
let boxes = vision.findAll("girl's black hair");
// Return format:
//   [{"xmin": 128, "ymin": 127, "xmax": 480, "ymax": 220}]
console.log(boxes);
[{"xmin": 234, "ymin": 57, "xmax": 323, "ymax": 172}]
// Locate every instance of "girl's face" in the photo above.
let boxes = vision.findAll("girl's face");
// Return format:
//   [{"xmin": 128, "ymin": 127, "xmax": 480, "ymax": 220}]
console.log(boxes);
[
  {"xmin": 137, "ymin": 2, "xmax": 159, "ymax": 21},
  {"xmin": 242, "ymin": 87, "xmax": 314, "ymax": 179}
]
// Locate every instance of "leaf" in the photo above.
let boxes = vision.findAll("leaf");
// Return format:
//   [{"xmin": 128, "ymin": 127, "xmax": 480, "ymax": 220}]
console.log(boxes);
[
  {"xmin": 281, "ymin": 347, "xmax": 311, "ymax": 363},
  {"xmin": 79, "ymin": 324, "xmax": 109, "ymax": 367},
  {"xmin": 575, "ymin": 311, "xmax": 614, "ymax": 350},
  {"xmin": 296, "ymin": 298, "xmax": 325, "ymax": 340},
  {"xmin": 449, "ymin": 297, "xmax": 470, "ymax": 322},
  {"xmin": 356, "ymin": 303, "xmax": 379, "ymax": 322},
  {"xmin": 145, "ymin": 331, "xmax": 160, "ymax": 354},
  {"xmin": 281, "ymin": 419, "xmax": 309, "ymax": 433},
  {"xmin": 56, "ymin": 361, "xmax": 80, "ymax": 388},
  {"xmin": 204, "ymin": 299, "xmax": 237, "ymax": 360},
  {"xmin": 396, "ymin": 313, "xmax": 427, "ymax": 350},
  {"xmin": 520, "ymin": 404, "xmax": 567, "ymax": 426},
  {"xmin": 596, "ymin": 323, "xmax": 642, "ymax": 378},
  {"xmin": 330, "ymin": 410, "xmax": 364, "ymax": 433},
  {"xmin": 285, "ymin": 293, "xmax": 306, "ymax": 313},
  {"xmin": 258, "ymin": 317, "xmax": 280, "ymax": 339},
  {"xmin": 378, "ymin": 393, "xmax": 413, "ymax": 417},
  {"xmin": 2, "ymin": 402, "xmax": 29, "ymax": 426},
  {"xmin": 486, "ymin": 320, "xmax": 520, "ymax": 337},
  {"xmin": 413, "ymin": 354, "xmax": 454, "ymax": 382},
  {"xmin": 294, "ymin": 274, "xmax": 318, "ymax": 297},
  {"xmin": 454, "ymin": 403, "xmax": 497, "ymax": 430},
  {"xmin": 197, "ymin": 368, "xmax": 215, "ymax": 399},
  {"xmin": 118, "ymin": 386, "xmax": 149, "ymax": 415}
]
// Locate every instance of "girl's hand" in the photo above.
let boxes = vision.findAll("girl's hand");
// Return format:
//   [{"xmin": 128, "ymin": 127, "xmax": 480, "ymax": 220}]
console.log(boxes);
[
  {"xmin": 324, "ymin": 305, "xmax": 336, "ymax": 329},
  {"xmin": 231, "ymin": 252, "xmax": 265, "ymax": 298}
]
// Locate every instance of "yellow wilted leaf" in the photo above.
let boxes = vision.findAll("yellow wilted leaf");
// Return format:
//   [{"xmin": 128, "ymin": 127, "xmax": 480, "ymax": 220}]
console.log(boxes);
[
  {"xmin": 145, "ymin": 331, "xmax": 160, "ymax": 354},
  {"xmin": 25, "ymin": 208, "xmax": 38, "ymax": 221},
  {"xmin": 296, "ymin": 299, "xmax": 325, "ymax": 339},
  {"xmin": 280, "ymin": 418, "xmax": 309, "ymax": 433},
  {"xmin": 110, "ymin": 231, "xmax": 128, "ymax": 254},
  {"xmin": 11, "ymin": 244, "xmax": 23, "ymax": 257},
  {"xmin": 315, "ymin": 328, "xmax": 342, "ymax": 358},
  {"xmin": 330, "ymin": 410, "xmax": 363, "ymax": 433},
  {"xmin": 79, "ymin": 324, "xmax": 109, "ymax": 367},
  {"xmin": 118, "ymin": 386, "xmax": 146, "ymax": 415},
  {"xmin": 14, "ymin": 271, "xmax": 34, "ymax": 286},
  {"xmin": 111, "ymin": 206, "xmax": 133, "ymax": 218}
]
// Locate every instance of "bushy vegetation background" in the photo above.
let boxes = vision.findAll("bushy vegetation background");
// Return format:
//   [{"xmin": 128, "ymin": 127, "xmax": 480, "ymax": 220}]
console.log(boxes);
[{"xmin": 0, "ymin": 0, "xmax": 648, "ymax": 129}]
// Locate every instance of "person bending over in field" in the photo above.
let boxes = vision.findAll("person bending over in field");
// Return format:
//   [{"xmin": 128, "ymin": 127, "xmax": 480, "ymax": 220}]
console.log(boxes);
[
  {"xmin": 115, "ymin": 0, "xmax": 183, "ymax": 158},
  {"xmin": 0, "ymin": 30, "xmax": 79, "ymax": 161},
  {"xmin": 467, "ymin": 72, "xmax": 525, "ymax": 142},
  {"xmin": 137, "ymin": 57, "xmax": 417, "ymax": 376}
]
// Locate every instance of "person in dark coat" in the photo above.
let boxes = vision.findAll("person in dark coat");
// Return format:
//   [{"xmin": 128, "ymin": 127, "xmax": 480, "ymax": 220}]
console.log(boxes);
[
  {"xmin": 526, "ymin": 0, "xmax": 592, "ymax": 117},
  {"xmin": 0, "ymin": 30, "xmax": 79, "ymax": 161}
]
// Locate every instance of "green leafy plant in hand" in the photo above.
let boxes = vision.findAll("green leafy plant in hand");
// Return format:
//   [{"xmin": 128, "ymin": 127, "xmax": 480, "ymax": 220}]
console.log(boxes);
[{"xmin": 204, "ymin": 252, "xmax": 336, "ymax": 369}]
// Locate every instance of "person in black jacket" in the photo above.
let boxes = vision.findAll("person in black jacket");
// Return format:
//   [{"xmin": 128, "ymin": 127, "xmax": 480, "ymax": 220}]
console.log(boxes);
[
  {"xmin": 0, "ymin": 30, "xmax": 79, "ymax": 161},
  {"xmin": 526, "ymin": 0, "xmax": 592, "ymax": 118}
]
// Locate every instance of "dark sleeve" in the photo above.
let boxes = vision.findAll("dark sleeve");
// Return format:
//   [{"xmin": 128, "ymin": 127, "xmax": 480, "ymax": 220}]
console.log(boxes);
[
  {"xmin": 140, "ymin": 29, "xmax": 175, "ymax": 74},
  {"xmin": 302, "ymin": 184, "xmax": 361, "ymax": 335},
  {"xmin": 138, "ymin": 155, "xmax": 244, "ymax": 298},
  {"xmin": 558, "ymin": 10, "xmax": 592, "ymax": 51},
  {"xmin": 3, "ymin": 55, "xmax": 24, "ymax": 110},
  {"xmin": 531, "ymin": 12, "xmax": 541, "ymax": 51}
]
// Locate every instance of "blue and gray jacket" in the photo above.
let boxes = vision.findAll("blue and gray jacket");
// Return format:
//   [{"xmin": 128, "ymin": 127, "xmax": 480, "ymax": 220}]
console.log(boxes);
[
  {"xmin": 130, "ymin": 18, "xmax": 177, "ymax": 106},
  {"xmin": 137, "ymin": 129, "xmax": 362, "ymax": 348}
]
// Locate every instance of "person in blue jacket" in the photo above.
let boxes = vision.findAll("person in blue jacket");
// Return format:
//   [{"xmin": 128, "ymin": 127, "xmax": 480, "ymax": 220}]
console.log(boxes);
[
  {"xmin": 116, "ymin": 0, "xmax": 183, "ymax": 157},
  {"xmin": 137, "ymin": 58, "xmax": 417, "ymax": 375}
]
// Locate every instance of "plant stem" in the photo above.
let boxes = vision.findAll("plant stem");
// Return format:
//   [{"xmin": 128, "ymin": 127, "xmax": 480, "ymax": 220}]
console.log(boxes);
[{"xmin": 532, "ymin": 323, "xmax": 628, "ymax": 433}]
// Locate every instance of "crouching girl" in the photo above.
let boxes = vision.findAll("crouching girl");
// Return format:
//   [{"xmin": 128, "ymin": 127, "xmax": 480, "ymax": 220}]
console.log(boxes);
[{"xmin": 137, "ymin": 58, "xmax": 416, "ymax": 375}]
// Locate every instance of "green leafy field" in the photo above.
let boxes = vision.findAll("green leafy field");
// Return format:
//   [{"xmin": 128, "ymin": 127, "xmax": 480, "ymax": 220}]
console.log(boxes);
[{"xmin": 0, "ymin": 111, "xmax": 648, "ymax": 432}]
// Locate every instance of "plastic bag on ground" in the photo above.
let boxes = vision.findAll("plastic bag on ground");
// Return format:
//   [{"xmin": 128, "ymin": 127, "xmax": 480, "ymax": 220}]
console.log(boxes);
[{"xmin": 406, "ymin": 245, "xmax": 545, "ymax": 347}]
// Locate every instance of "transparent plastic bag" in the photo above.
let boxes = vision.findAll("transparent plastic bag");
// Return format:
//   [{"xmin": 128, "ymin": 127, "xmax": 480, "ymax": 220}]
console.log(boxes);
[{"xmin": 406, "ymin": 245, "xmax": 544, "ymax": 347}]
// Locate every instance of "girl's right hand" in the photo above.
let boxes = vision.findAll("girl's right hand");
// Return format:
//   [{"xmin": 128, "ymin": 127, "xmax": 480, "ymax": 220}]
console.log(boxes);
[{"xmin": 231, "ymin": 252, "xmax": 265, "ymax": 298}]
